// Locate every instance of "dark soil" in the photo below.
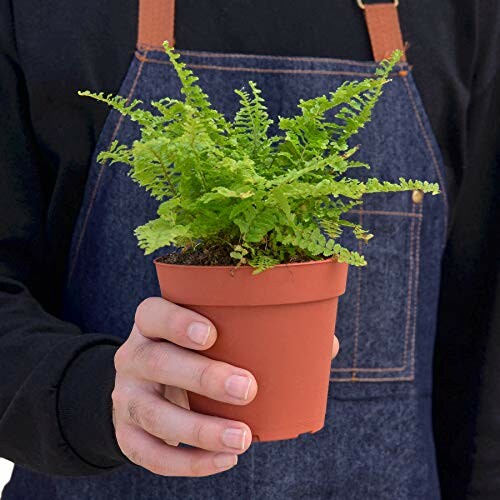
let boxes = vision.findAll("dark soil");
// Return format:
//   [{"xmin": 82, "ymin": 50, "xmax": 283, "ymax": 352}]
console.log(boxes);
[
  {"xmin": 157, "ymin": 243, "xmax": 313, "ymax": 267},
  {"xmin": 158, "ymin": 244, "xmax": 235, "ymax": 266}
]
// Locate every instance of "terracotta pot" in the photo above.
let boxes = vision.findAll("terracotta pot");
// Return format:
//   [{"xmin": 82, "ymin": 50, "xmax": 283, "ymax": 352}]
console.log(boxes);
[{"xmin": 155, "ymin": 258, "xmax": 348, "ymax": 442}]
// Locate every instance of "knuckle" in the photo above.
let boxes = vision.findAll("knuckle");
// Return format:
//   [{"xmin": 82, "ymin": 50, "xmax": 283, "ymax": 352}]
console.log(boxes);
[
  {"xmin": 111, "ymin": 387, "xmax": 126, "ymax": 409},
  {"xmin": 126, "ymin": 400, "xmax": 139, "ymax": 426},
  {"xmin": 142, "ymin": 345, "xmax": 170, "ymax": 381},
  {"xmin": 135, "ymin": 297, "xmax": 158, "ymax": 327},
  {"xmin": 114, "ymin": 346, "xmax": 128, "ymax": 372},
  {"xmin": 124, "ymin": 398, "xmax": 168, "ymax": 439},
  {"xmin": 190, "ymin": 421, "xmax": 209, "ymax": 448},
  {"xmin": 132, "ymin": 341, "xmax": 153, "ymax": 365},
  {"xmin": 196, "ymin": 361, "xmax": 218, "ymax": 393},
  {"xmin": 127, "ymin": 399, "xmax": 143, "ymax": 427}
]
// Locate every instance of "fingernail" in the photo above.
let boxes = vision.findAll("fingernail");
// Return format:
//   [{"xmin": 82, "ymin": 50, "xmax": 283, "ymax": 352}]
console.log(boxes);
[
  {"xmin": 187, "ymin": 322, "xmax": 211, "ymax": 346},
  {"xmin": 214, "ymin": 453, "xmax": 238, "ymax": 469},
  {"xmin": 222, "ymin": 428, "xmax": 247, "ymax": 450},
  {"xmin": 225, "ymin": 375, "xmax": 252, "ymax": 400}
]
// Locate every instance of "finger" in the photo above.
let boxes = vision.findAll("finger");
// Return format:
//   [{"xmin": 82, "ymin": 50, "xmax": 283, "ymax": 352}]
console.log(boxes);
[
  {"xmin": 119, "ymin": 424, "xmax": 238, "ymax": 477},
  {"xmin": 332, "ymin": 335, "xmax": 340, "ymax": 359},
  {"xmin": 127, "ymin": 392, "xmax": 252, "ymax": 453},
  {"xmin": 129, "ymin": 341, "xmax": 258, "ymax": 405},
  {"xmin": 135, "ymin": 297, "xmax": 217, "ymax": 350},
  {"xmin": 164, "ymin": 386, "xmax": 190, "ymax": 410},
  {"xmin": 163, "ymin": 386, "xmax": 190, "ymax": 446}
]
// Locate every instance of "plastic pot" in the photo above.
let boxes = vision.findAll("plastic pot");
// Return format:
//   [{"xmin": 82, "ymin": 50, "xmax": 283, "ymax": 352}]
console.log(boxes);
[{"xmin": 155, "ymin": 258, "xmax": 348, "ymax": 442}]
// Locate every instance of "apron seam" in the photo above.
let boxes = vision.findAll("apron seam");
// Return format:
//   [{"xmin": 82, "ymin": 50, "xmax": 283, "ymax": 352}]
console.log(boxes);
[
  {"xmin": 350, "ymin": 210, "xmax": 363, "ymax": 379},
  {"xmin": 401, "ymin": 75, "xmax": 449, "ymax": 238},
  {"xmin": 67, "ymin": 51, "xmax": 149, "ymax": 283},
  {"xmin": 410, "ymin": 203, "xmax": 424, "ymax": 379},
  {"xmin": 403, "ymin": 207, "xmax": 417, "ymax": 375},
  {"xmin": 136, "ymin": 43, "xmax": 411, "ymax": 68},
  {"xmin": 134, "ymin": 51, "xmax": 400, "ymax": 78}
]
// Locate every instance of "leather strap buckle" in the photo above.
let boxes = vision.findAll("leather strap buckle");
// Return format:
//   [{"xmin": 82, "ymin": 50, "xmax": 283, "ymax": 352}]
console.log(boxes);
[{"xmin": 357, "ymin": 0, "xmax": 399, "ymax": 10}]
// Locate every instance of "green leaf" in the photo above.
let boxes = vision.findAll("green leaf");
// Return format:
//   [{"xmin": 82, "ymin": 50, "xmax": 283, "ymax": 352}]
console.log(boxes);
[
  {"xmin": 135, "ymin": 219, "xmax": 191, "ymax": 255},
  {"xmin": 80, "ymin": 48, "xmax": 440, "ymax": 271}
]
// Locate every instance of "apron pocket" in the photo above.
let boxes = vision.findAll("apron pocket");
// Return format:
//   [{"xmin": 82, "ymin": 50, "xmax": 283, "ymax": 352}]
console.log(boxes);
[{"xmin": 331, "ymin": 201, "xmax": 423, "ymax": 383}]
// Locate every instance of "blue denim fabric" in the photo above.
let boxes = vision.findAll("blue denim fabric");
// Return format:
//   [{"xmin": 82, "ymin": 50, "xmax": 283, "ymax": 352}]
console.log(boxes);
[{"xmin": 4, "ymin": 48, "xmax": 447, "ymax": 500}]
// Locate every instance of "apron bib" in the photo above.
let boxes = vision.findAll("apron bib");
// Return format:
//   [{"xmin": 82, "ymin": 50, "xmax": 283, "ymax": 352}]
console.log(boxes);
[{"xmin": 5, "ymin": 1, "xmax": 448, "ymax": 498}]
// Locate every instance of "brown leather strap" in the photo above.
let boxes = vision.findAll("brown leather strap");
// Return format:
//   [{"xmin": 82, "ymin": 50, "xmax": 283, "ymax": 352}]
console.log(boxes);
[
  {"xmin": 136, "ymin": 0, "xmax": 404, "ymax": 60},
  {"xmin": 137, "ymin": 0, "xmax": 176, "ymax": 49},
  {"xmin": 361, "ymin": 2, "xmax": 406, "ymax": 62}
]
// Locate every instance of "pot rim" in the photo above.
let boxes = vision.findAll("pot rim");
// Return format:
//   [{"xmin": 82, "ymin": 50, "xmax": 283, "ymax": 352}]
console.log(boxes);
[{"xmin": 154, "ymin": 256, "xmax": 349, "ymax": 306}]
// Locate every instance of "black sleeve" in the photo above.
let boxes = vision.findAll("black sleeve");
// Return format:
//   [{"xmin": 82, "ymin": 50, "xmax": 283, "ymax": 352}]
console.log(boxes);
[
  {"xmin": 433, "ymin": 1, "xmax": 500, "ymax": 497},
  {"xmin": 468, "ymin": 281, "xmax": 500, "ymax": 499},
  {"xmin": 466, "ymin": 73, "xmax": 500, "ymax": 497},
  {"xmin": 0, "ymin": 1, "xmax": 125, "ymax": 475}
]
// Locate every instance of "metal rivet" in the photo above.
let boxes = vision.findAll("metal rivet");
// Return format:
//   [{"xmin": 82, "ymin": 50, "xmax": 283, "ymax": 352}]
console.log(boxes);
[{"xmin": 412, "ymin": 190, "xmax": 424, "ymax": 204}]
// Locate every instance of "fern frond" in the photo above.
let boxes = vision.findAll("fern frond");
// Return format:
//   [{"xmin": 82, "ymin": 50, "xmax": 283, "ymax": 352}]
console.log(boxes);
[
  {"xmin": 78, "ymin": 91, "xmax": 162, "ymax": 134},
  {"xmin": 81, "ymin": 47, "xmax": 439, "ymax": 270},
  {"xmin": 233, "ymin": 81, "xmax": 274, "ymax": 164},
  {"xmin": 162, "ymin": 41, "xmax": 229, "ymax": 135},
  {"xmin": 304, "ymin": 52, "xmax": 399, "ymax": 153},
  {"xmin": 364, "ymin": 178, "xmax": 440, "ymax": 195},
  {"xmin": 248, "ymin": 254, "xmax": 281, "ymax": 274},
  {"xmin": 135, "ymin": 218, "xmax": 191, "ymax": 255},
  {"xmin": 97, "ymin": 141, "xmax": 133, "ymax": 166}
]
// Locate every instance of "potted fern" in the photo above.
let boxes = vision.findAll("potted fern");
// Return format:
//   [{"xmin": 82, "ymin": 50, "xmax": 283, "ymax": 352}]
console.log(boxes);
[{"xmin": 80, "ymin": 44, "xmax": 439, "ymax": 441}]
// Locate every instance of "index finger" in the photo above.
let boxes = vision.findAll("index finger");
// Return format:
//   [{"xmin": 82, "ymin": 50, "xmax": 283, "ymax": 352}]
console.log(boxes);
[{"xmin": 135, "ymin": 297, "xmax": 217, "ymax": 350}]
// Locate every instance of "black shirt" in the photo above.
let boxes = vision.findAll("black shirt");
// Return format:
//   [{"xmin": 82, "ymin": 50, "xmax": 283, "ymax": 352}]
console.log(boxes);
[{"xmin": 0, "ymin": 0, "xmax": 499, "ymax": 497}]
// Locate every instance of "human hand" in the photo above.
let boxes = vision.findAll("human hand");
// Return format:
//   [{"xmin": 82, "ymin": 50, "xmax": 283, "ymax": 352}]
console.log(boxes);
[{"xmin": 112, "ymin": 297, "xmax": 258, "ymax": 477}]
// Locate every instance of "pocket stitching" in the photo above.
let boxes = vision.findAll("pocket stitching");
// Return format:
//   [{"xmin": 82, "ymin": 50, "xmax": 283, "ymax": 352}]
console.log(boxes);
[
  {"xmin": 350, "ymin": 209, "xmax": 364, "ymax": 374},
  {"xmin": 410, "ymin": 203, "xmax": 424, "ymax": 379},
  {"xmin": 331, "ymin": 203, "xmax": 421, "ymax": 382}
]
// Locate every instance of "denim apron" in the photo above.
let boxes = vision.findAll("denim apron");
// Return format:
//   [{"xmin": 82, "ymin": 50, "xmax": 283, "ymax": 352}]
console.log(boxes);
[{"xmin": 4, "ymin": 1, "xmax": 448, "ymax": 498}]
